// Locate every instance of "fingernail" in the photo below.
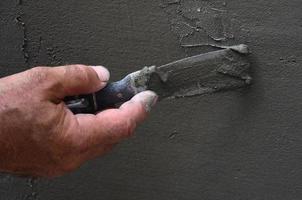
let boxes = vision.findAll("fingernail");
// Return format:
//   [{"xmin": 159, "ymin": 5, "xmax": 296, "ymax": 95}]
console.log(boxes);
[
  {"xmin": 132, "ymin": 91, "xmax": 158, "ymax": 112},
  {"xmin": 91, "ymin": 66, "xmax": 110, "ymax": 82}
]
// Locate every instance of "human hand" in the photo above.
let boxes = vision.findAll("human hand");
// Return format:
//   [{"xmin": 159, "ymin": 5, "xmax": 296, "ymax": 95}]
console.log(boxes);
[{"xmin": 0, "ymin": 65, "xmax": 157, "ymax": 177}]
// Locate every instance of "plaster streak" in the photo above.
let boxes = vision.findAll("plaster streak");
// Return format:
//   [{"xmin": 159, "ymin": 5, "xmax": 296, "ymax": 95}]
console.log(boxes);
[{"xmin": 15, "ymin": 15, "xmax": 29, "ymax": 65}]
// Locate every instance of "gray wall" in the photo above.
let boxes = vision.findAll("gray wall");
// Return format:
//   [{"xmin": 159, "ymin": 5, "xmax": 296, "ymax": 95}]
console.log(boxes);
[{"xmin": 1, "ymin": 0, "xmax": 302, "ymax": 199}]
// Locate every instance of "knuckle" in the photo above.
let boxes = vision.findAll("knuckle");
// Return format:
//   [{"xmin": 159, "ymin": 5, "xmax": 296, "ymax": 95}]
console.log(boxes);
[
  {"xmin": 28, "ymin": 66, "xmax": 51, "ymax": 83},
  {"xmin": 126, "ymin": 119, "xmax": 137, "ymax": 137},
  {"xmin": 116, "ymin": 118, "xmax": 136, "ymax": 138},
  {"xmin": 66, "ymin": 65, "xmax": 91, "ymax": 83}
]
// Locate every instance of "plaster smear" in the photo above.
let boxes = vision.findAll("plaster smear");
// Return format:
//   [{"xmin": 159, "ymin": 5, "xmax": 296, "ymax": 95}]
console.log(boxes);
[
  {"xmin": 162, "ymin": 0, "xmax": 243, "ymax": 46},
  {"xmin": 148, "ymin": 47, "xmax": 252, "ymax": 99}
]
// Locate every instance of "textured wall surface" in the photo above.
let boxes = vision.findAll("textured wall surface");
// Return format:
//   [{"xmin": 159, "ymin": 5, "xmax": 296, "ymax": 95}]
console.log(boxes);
[{"xmin": 0, "ymin": 0, "xmax": 302, "ymax": 199}]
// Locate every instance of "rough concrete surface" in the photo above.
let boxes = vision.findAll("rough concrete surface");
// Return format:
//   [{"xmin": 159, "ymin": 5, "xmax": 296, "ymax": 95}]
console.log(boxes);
[{"xmin": 0, "ymin": 0, "xmax": 302, "ymax": 199}]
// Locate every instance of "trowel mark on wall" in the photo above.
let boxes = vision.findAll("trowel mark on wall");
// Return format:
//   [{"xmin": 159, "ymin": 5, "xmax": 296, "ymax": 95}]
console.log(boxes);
[
  {"xmin": 161, "ymin": 0, "xmax": 244, "ymax": 46},
  {"xmin": 168, "ymin": 131, "xmax": 180, "ymax": 139},
  {"xmin": 180, "ymin": 0, "xmax": 234, "ymax": 42}
]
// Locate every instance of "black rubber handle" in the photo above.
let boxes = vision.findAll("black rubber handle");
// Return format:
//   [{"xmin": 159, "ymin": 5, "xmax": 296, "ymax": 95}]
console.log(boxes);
[{"xmin": 64, "ymin": 75, "xmax": 137, "ymax": 114}]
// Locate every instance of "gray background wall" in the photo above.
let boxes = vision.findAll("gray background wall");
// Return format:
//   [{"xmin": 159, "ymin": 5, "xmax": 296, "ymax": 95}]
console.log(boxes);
[{"xmin": 0, "ymin": 0, "xmax": 302, "ymax": 199}]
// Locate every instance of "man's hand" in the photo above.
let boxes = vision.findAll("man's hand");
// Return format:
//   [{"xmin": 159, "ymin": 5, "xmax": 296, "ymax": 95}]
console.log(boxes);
[{"xmin": 0, "ymin": 65, "xmax": 157, "ymax": 177}]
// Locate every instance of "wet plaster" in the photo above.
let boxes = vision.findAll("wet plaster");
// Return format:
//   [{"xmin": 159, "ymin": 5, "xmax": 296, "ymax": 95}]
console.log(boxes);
[
  {"xmin": 128, "ymin": 45, "xmax": 251, "ymax": 101},
  {"xmin": 1, "ymin": 0, "xmax": 302, "ymax": 200},
  {"xmin": 147, "ymin": 46, "xmax": 251, "ymax": 99}
]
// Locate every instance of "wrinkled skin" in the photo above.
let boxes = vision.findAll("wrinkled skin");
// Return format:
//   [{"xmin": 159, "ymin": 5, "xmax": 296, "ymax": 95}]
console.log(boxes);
[{"xmin": 0, "ymin": 65, "xmax": 157, "ymax": 177}]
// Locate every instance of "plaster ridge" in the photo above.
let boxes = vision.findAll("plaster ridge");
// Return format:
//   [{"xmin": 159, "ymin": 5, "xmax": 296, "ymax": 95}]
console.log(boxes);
[{"xmin": 15, "ymin": 14, "xmax": 29, "ymax": 66}]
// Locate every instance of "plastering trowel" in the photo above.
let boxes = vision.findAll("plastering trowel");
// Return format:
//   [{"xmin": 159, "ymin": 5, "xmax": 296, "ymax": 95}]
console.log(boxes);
[{"xmin": 65, "ymin": 44, "xmax": 252, "ymax": 114}]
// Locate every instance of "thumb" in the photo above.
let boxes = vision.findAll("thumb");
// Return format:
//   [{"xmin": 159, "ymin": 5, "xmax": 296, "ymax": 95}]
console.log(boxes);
[{"xmin": 48, "ymin": 65, "xmax": 110, "ymax": 98}]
